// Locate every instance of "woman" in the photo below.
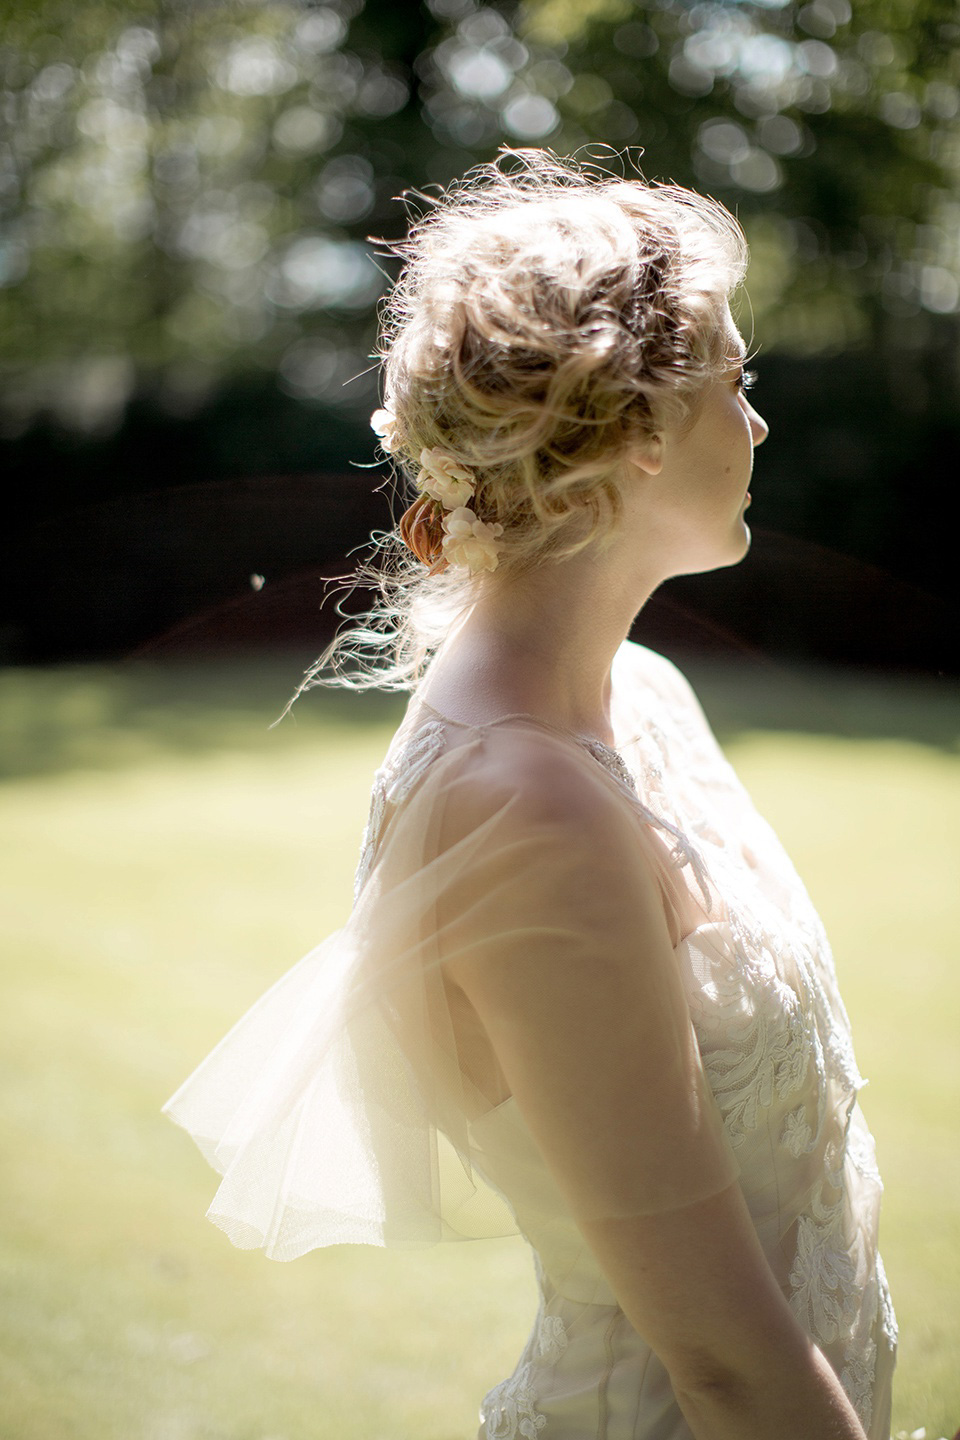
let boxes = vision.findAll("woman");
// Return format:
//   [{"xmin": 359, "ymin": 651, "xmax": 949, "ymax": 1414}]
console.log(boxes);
[{"xmin": 164, "ymin": 151, "xmax": 896, "ymax": 1439}]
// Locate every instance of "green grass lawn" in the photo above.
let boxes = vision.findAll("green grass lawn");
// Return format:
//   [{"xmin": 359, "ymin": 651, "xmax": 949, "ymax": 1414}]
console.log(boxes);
[{"xmin": 0, "ymin": 658, "xmax": 957, "ymax": 1440}]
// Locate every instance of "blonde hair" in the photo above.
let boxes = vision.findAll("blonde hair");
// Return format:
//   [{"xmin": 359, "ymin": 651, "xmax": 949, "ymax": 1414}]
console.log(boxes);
[{"xmin": 302, "ymin": 149, "xmax": 748, "ymax": 694}]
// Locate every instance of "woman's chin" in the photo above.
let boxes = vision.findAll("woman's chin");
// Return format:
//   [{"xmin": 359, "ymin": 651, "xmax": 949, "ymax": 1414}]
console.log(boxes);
[
  {"xmin": 670, "ymin": 529, "xmax": 751, "ymax": 580},
  {"xmin": 713, "ymin": 522, "xmax": 752, "ymax": 570},
  {"xmin": 713, "ymin": 523, "xmax": 752, "ymax": 573}
]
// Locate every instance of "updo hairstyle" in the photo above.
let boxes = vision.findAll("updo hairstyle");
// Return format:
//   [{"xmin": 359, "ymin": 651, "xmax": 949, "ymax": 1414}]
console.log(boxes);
[{"xmin": 307, "ymin": 150, "xmax": 748, "ymax": 692}]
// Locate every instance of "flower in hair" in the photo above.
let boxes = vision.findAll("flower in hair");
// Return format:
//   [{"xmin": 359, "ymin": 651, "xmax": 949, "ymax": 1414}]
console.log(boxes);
[
  {"xmin": 370, "ymin": 407, "xmax": 401, "ymax": 453},
  {"xmin": 417, "ymin": 447, "xmax": 476, "ymax": 509},
  {"xmin": 441, "ymin": 507, "xmax": 504, "ymax": 574}
]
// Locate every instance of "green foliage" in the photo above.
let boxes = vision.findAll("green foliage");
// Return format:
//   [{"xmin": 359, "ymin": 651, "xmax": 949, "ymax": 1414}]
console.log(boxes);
[
  {"xmin": 1, "ymin": 0, "xmax": 958, "ymax": 436},
  {"xmin": 0, "ymin": 0, "xmax": 439, "ymax": 431},
  {"xmin": 515, "ymin": 0, "xmax": 960, "ymax": 348}
]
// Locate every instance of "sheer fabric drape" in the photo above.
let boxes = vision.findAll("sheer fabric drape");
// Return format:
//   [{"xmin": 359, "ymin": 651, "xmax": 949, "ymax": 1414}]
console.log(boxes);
[{"xmin": 164, "ymin": 704, "xmax": 740, "ymax": 1253}]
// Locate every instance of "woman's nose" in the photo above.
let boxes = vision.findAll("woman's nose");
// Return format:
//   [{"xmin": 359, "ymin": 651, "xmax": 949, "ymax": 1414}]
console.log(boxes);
[{"xmin": 746, "ymin": 400, "xmax": 769, "ymax": 447}]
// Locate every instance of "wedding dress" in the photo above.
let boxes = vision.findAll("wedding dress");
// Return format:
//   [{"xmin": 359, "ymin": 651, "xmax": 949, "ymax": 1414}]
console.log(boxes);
[{"xmin": 164, "ymin": 641, "xmax": 896, "ymax": 1439}]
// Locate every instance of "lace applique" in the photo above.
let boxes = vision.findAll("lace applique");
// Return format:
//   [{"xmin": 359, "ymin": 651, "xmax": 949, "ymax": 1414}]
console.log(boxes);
[
  {"xmin": 781, "ymin": 1104, "xmax": 814, "ymax": 1158},
  {"xmin": 386, "ymin": 721, "xmax": 448, "ymax": 805},
  {"xmin": 481, "ymin": 1311, "xmax": 568, "ymax": 1440},
  {"xmin": 354, "ymin": 782, "xmax": 386, "ymax": 902},
  {"xmin": 657, "ymin": 814, "xmax": 712, "ymax": 909},
  {"xmin": 789, "ymin": 1202, "xmax": 861, "ymax": 1345},
  {"xmin": 675, "ymin": 812, "xmax": 881, "ymax": 1407},
  {"xmin": 838, "ymin": 1251, "xmax": 896, "ymax": 1430},
  {"xmin": 582, "ymin": 737, "xmax": 713, "ymax": 908},
  {"xmin": 836, "ymin": 1253, "xmax": 897, "ymax": 1429},
  {"xmin": 847, "ymin": 1116, "xmax": 883, "ymax": 1187},
  {"xmin": 778, "ymin": 1086, "xmax": 889, "ymax": 1422},
  {"xmin": 841, "ymin": 1334, "xmax": 877, "ymax": 1432},
  {"xmin": 877, "ymin": 1254, "xmax": 898, "ymax": 1349},
  {"xmin": 354, "ymin": 721, "xmax": 447, "ymax": 900},
  {"xmin": 688, "ymin": 927, "xmax": 813, "ymax": 1148}
]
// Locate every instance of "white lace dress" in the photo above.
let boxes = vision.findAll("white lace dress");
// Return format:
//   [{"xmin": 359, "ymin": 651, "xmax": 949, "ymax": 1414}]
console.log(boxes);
[
  {"xmin": 450, "ymin": 645, "xmax": 897, "ymax": 1440},
  {"xmin": 164, "ymin": 641, "xmax": 896, "ymax": 1440}
]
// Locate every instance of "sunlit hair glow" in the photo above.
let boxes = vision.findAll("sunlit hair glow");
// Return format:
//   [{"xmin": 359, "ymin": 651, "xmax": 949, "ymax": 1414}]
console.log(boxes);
[{"xmin": 296, "ymin": 149, "xmax": 748, "ymax": 696}]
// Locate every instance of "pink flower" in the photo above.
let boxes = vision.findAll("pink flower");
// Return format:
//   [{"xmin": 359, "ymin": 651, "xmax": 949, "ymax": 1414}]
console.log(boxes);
[
  {"xmin": 441, "ymin": 507, "xmax": 504, "ymax": 573},
  {"xmin": 418, "ymin": 448, "xmax": 475, "ymax": 508}
]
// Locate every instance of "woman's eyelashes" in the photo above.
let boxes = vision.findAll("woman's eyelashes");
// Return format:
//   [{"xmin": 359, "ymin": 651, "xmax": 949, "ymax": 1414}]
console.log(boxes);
[{"xmin": 737, "ymin": 368, "xmax": 758, "ymax": 392}]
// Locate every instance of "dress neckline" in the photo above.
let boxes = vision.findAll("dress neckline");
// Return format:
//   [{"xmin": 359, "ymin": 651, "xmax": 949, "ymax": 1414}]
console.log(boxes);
[
  {"xmin": 413, "ymin": 696, "xmax": 618, "ymax": 754},
  {"xmin": 411, "ymin": 698, "xmax": 636, "ymax": 798}
]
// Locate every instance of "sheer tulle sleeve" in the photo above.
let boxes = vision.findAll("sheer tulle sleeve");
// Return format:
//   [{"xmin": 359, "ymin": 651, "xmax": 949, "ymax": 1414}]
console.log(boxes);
[{"xmin": 163, "ymin": 720, "xmax": 739, "ymax": 1259}]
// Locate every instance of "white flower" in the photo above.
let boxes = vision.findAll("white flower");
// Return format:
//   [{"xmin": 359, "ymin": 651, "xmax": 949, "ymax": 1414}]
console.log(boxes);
[
  {"xmin": 781, "ymin": 1106, "xmax": 813, "ymax": 1158},
  {"xmin": 417, "ymin": 447, "xmax": 475, "ymax": 508},
  {"xmin": 370, "ymin": 407, "xmax": 400, "ymax": 453},
  {"xmin": 421, "ymin": 470, "xmax": 476, "ymax": 509},
  {"xmin": 441, "ymin": 507, "xmax": 504, "ymax": 573}
]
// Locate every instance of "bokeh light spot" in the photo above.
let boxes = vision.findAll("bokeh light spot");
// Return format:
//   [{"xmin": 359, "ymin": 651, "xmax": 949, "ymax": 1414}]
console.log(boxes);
[
  {"xmin": 448, "ymin": 48, "xmax": 513, "ymax": 101},
  {"xmin": 214, "ymin": 38, "xmax": 298, "ymax": 97},
  {"xmin": 269, "ymin": 236, "xmax": 380, "ymax": 311},
  {"xmin": 294, "ymin": 9, "xmax": 348, "ymax": 55},
  {"xmin": 880, "ymin": 92, "xmax": 922, "ymax": 130},
  {"xmin": 273, "ymin": 106, "xmax": 340, "ymax": 155},
  {"xmin": 501, "ymin": 93, "xmax": 559, "ymax": 139},
  {"xmin": 920, "ymin": 265, "xmax": 959, "ymax": 313}
]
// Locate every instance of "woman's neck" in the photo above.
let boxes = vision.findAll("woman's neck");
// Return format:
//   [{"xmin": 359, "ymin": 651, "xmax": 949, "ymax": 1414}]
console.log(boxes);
[{"xmin": 420, "ymin": 542, "xmax": 659, "ymax": 744}]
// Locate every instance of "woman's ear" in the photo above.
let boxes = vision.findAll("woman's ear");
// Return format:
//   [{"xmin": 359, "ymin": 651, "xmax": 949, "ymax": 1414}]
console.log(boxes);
[{"xmin": 628, "ymin": 433, "xmax": 664, "ymax": 477}]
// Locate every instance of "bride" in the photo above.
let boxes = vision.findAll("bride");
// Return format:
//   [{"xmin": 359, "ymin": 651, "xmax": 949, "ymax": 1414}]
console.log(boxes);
[{"xmin": 165, "ymin": 151, "xmax": 896, "ymax": 1439}]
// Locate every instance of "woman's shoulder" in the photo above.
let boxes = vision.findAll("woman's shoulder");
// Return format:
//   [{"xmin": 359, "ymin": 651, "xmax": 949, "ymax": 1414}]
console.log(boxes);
[
  {"xmin": 363, "ymin": 694, "xmax": 694, "ymax": 935},
  {"xmin": 377, "ymin": 702, "xmax": 642, "ymax": 862}
]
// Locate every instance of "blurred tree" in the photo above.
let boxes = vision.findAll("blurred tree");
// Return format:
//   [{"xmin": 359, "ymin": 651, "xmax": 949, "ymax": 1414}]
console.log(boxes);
[
  {"xmin": 1, "ymin": 0, "xmax": 957, "ymax": 438},
  {"xmin": 0, "ymin": 0, "xmax": 438, "ymax": 436},
  {"xmin": 508, "ymin": 0, "xmax": 960, "ymax": 350},
  {"xmin": 1, "ymin": 0, "xmax": 957, "ymax": 668}
]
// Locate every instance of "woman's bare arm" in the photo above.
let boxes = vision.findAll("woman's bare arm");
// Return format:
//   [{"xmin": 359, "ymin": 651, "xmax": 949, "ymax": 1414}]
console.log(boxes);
[{"xmin": 582, "ymin": 1190, "xmax": 866, "ymax": 1440}]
